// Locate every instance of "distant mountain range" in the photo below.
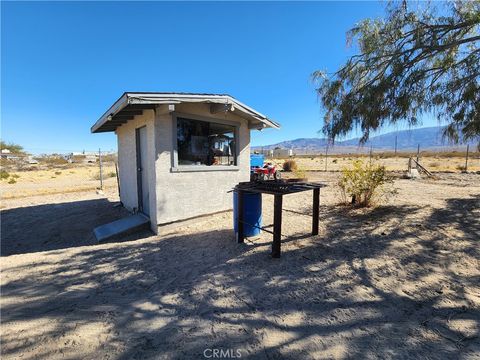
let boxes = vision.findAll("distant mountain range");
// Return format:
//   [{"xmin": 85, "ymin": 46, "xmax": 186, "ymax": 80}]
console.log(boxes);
[{"xmin": 253, "ymin": 126, "xmax": 478, "ymax": 152}]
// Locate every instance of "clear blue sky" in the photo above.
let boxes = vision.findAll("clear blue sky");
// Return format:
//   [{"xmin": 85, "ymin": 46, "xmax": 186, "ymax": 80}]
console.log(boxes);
[{"xmin": 2, "ymin": 1, "xmax": 437, "ymax": 154}]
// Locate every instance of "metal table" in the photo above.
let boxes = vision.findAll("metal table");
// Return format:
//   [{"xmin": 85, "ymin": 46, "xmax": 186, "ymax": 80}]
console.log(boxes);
[{"xmin": 234, "ymin": 180, "xmax": 326, "ymax": 258}]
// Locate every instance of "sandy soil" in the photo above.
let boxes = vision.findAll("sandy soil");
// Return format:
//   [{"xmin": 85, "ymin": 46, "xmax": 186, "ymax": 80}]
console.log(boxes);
[
  {"xmin": 0, "ymin": 163, "xmax": 117, "ymax": 199},
  {"xmin": 1, "ymin": 172, "xmax": 479, "ymax": 359}
]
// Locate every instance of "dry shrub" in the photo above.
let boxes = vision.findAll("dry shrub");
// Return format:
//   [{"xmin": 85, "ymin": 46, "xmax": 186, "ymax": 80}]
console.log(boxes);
[
  {"xmin": 456, "ymin": 165, "xmax": 467, "ymax": 171},
  {"xmin": 429, "ymin": 162, "xmax": 440, "ymax": 168},
  {"xmin": 0, "ymin": 170, "xmax": 9, "ymax": 180},
  {"xmin": 283, "ymin": 160, "xmax": 298, "ymax": 172},
  {"xmin": 293, "ymin": 168, "xmax": 306, "ymax": 180},
  {"xmin": 43, "ymin": 157, "xmax": 68, "ymax": 166},
  {"xmin": 338, "ymin": 160, "xmax": 396, "ymax": 207}
]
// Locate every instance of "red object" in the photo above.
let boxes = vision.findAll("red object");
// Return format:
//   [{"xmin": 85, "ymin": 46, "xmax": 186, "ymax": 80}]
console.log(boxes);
[{"xmin": 251, "ymin": 162, "xmax": 281, "ymax": 181}]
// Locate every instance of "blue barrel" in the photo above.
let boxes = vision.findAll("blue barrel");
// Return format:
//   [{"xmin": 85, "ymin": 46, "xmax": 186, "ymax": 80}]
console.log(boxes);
[
  {"xmin": 233, "ymin": 191, "xmax": 262, "ymax": 237},
  {"xmin": 250, "ymin": 154, "xmax": 265, "ymax": 168}
]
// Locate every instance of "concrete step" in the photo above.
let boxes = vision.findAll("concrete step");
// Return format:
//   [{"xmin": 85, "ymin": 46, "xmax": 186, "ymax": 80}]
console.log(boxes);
[{"xmin": 94, "ymin": 214, "xmax": 150, "ymax": 242}]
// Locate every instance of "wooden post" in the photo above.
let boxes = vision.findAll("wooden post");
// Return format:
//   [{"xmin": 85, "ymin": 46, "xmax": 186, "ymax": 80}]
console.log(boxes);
[
  {"xmin": 324, "ymin": 145, "xmax": 328, "ymax": 172},
  {"xmin": 416, "ymin": 144, "xmax": 420, "ymax": 163},
  {"xmin": 115, "ymin": 161, "xmax": 121, "ymax": 196},
  {"xmin": 465, "ymin": 144, "xmax": 469, "ymax": 172},
  {"xmin": 99, "ymin": 148, "xmax": 103, "ymax": 190},
  {"xmin": 237, "ymin": 190, "xmax": 245, "ymax": 243},
  {"xmin": 312, "ymin": 188, "xmax": 320, "ymax": 235},
  {"xmin": 272, "ymin": 194, "xmax": 283, "ymax": 258}
]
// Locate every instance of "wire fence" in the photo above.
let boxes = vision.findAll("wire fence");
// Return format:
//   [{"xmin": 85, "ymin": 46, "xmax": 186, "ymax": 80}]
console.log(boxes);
[
  {"xmin": 255, "ymin": 143, "xmax": 480, "ymax": 173},
  {"xmin": 1, "ymin": 149, "xmax": 120, "ymax": 199},
  {"xmin": 1, "ymin": 143, "xmax": 479, "ymax": 200}
]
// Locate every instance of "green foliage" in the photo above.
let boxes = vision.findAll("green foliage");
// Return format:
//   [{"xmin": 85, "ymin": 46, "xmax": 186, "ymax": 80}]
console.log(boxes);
[
  {"xmin": 338, "ymin": 160, "xmax": 395, "ymax": 207},
  {"xmin": 283, "ymin": 160, "xmax": 298, "ymax": 172},
  {"xmin": 0, "ymin": 170, "xmax": 10, "ymax": 179},
  {"xmin": 7, "ymin": 178, "xmax": 16, "ymax": 184},
  {"xmin": 0, "ymin": 141, "xmax": 24, "ymax": 154},
  {"xmin": 108, "ymin": 171, "xmax": 116, "ymax": 178},
  {"xmin": 313, "ymin": 1, "xmax": 480, "ymax": 144}
]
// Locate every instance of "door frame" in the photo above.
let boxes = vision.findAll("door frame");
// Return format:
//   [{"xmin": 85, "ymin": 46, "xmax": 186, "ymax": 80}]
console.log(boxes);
[{"xmin": 135, "ymin": 126, "xmax": 146, "ymax": 214}]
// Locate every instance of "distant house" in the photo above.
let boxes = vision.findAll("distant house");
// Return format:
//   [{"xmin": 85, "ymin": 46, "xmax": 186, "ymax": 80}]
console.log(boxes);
[
  {"xmin": 1, "ymin": 149, "xmax": 25, "ymax": 161},
  {"xmin": 91, "ymin": 92, "xmax": 279, "ymax": 233}
]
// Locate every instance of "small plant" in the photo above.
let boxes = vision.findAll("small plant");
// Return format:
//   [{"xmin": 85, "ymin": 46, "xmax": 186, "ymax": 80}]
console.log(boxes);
[
  {"xmin": 338, "ymin": 160, "xmax": 395, "ymax": 207},
  {"xmin": 7, "ymin": 178, "xmax": 16, "ymax": 184},
  {"xmin": 332, "ymin": 159, "xmax": 338, "ymax": 164},
  {"xmin": 429, "ymin": 162, "xmax": 440, "ymax": 168},
  {"xmin": 293, "ymin": 167, "xmax": 307, "ymax": 180},
  {"xmin": 0, "ymin": 170, "xmax": 10, "ymax": 180},
  {"xmin": 456, "ymin": 165, "xmax": 467, "ymax": 172},
  {"xmin": 283, "ymin": 160, "xmax": 298, "ymax": 172},
  {"xmin": 55, "ymin": 171, "xmax": 62, "ymax": 175},
  {"xmin": 108, "ymin": 171, "xmax": 116, "ymax": 178},
  {"xmin": 11, "ymin": 174, "xmax": 20, "ymax": 179}
]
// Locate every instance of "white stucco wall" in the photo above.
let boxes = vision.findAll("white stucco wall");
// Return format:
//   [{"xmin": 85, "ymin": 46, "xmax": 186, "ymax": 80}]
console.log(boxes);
[
  {"xmin": 115, "ymin": 110, "xmax": 157, "ymax": 230},
  {"xmin": 116, "ymin": 103, "xmax": 251, "ymax": 233}
]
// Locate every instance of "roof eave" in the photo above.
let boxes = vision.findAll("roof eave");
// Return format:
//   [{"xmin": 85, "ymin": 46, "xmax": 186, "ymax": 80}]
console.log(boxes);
[{"xmin": 91, "ymin": 93, "xmax": 280, "ymax": 133}]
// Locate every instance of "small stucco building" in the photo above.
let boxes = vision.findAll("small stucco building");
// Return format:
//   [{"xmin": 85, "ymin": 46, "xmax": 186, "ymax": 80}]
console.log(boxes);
[{"xmin": 91, "ymin": 92, "xmax": 279, "ymax": 233}]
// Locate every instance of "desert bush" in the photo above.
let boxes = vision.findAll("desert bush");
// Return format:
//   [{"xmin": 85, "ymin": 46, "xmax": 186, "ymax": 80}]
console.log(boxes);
[
  {"xmin": 0, "ymin": 170, "xmax": 9, "ymax": 180},
  {"xmin": 108, "ymin": 171, "xmax": 116, "ymax": 178},
  {"xmin": 293, "ymin": 167, "xmax": 307, "ymax": 180},
  {"xmin": 332, "ymin": 159, "xmax": 338, "ymax": 164},
  {"xmin": 11, "ymin": 174, "xmax": 20, "ymax": 178},
  {"xmin": 429, "ymin": 162, "xmax": 440, "ymax": 168},
  {"xmin": 7, "ymin": 178, "xmax": 16, "ymax": 184},
  {"xmin": 456, "ymin": 165, "xmax": 467, "ymax": 171},
  {"xmin": 338, "ymin": 160, "xmax": 395, "ymax": 207},
  {"xmin": 283, "ymin": 160, "xmax": 298, "ymax": 172},
  {"xmin": 43, "ymin": 157, "xmax": 68, "ymax": 166},
  {"xmin": 54, "ymin": 171, "xmax": 62, "ymax": 175}
]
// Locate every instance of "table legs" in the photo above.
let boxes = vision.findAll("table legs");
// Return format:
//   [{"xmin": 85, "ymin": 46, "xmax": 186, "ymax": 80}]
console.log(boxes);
[
  {"xmin": 272, "ymin": 194, "xmax": 283, "ymax": 258},
  {"xmin": 312, "ymin": 188, "xmax": 320, "ymax": 235}
]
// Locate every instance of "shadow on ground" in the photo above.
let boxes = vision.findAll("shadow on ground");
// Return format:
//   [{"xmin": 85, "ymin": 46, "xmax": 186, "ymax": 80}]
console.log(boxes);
[
  {"xmin": 1, "ymin": 194, "xmax": 478, "ymax": 359},
  {"xmin": 0, "ymin": 199, "xmax": 152, "ymax": 256}
]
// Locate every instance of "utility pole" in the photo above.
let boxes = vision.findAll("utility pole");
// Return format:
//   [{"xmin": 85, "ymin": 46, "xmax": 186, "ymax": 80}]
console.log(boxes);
[
  {"xmin": 324, "ymin": 144, "xmax": 328, "ymax": 172},
  {"xmin": 416, "ymin": 144, "xmax": 420, "ymax": 163},
  {"xmin": 465, "ymin": 144, "xmax": 470, "ymax": 172},
  {"xmin": 99, "ymin": 148, "xmax": 103, "ymax": 190}
]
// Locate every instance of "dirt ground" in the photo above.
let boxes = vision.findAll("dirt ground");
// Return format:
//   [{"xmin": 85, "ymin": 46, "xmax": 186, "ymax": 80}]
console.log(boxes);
[{"xmin": 1, "ymin": 172, "xmax": 479, "ymax": 359}]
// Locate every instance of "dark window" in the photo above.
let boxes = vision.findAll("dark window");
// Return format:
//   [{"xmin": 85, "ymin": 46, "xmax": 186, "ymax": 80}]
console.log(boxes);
[{"xmin": 177, "ymin": 117, "xmax": 236, "ymax": 166}]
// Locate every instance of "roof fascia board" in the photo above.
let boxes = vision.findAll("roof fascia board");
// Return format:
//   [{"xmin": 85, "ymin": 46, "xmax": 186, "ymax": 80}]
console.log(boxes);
[{"xmin": 91, "ymin": 93, "xmax": 129, "ymax": 133}]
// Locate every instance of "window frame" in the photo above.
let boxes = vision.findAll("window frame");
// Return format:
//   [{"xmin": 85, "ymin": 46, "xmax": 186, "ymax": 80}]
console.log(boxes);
[{"xmin": 171, "ymin": 112, "xmax": 241, "ymax": 172}]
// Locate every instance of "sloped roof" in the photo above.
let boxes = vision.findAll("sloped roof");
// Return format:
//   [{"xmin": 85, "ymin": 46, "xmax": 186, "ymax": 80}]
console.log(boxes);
[{"xmin": 91, "ymin": 92, "xmax": 280, "ymax": 133}]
